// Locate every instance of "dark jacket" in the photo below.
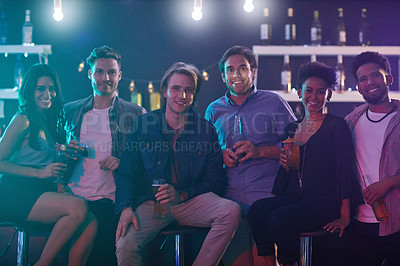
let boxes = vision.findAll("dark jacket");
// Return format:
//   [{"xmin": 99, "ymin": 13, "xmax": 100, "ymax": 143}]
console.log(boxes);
[
  {"xmin": 58, "ymin": 95, "xmax": 145, "ymax": 158},
  {"xmin": 114, "ymin": 107, "xmax": 226, "ymax": 215}
]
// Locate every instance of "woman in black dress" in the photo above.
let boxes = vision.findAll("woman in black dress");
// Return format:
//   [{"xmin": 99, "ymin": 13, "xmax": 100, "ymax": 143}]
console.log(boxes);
[
  {"xmin": 248, "ymin": 61, "xmax": 362, "ymax": 266},
  {"xmin": 0, "ymin": 64, "xmax": 97, "ymax": 266}
]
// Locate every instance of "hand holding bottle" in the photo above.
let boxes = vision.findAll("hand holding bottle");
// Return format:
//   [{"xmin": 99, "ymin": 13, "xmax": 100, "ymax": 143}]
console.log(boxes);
[
  {"xmin": 362, "ymin": 176, "xmax": 389, "ymax": 221},
  {"xmin": 223, "ymin": 148, "xmax": 238, "ymax": 167},
  {"xmin": 363, "ymin": 178, "xmax": 391, "ymax": 206},
  {"xmin": 66, "ymin": 140, "xmax": 88, "ymax": 157}
]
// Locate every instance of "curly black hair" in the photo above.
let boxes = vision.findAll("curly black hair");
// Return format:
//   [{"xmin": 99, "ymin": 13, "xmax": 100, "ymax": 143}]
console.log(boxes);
[
  {"xmin": 351, "ymin": 51, "xmax": 391, "ymax": 81},
  {"xmin": 297, "ymin": 61, "xmax": 336, "ymax": 90}
]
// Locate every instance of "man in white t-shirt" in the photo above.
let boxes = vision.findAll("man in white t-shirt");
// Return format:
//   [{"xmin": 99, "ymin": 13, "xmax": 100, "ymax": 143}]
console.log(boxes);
[
  {"xmin": 345, "ymin": 51, "xmax": 400, "ymax": 266},
  {"xmin": 59, "ymin": 46, "xmax": 145, "ymax": 266}
]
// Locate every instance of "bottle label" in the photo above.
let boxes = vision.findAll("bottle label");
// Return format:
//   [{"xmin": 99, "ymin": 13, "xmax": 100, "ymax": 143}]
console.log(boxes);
[
  {"xmin": 339, "ymin": 30, "xmax": 346, "ymax": 43},
  {"xmin": 291, "ymin": 24, "xmax": 296, "ymax": 40},
  {"xmin": 281, "ymin": 70, "xmax": 291, "ymax": 85},
  {"xmin": 335, "ymin": 70, "xmax": 345, "ymax": 91},
  {"xmin": 285, "ymin": 24, "xmax": 290, "ymax": 40},
  {"xmin": 311, "ymin": 27, "xmax": 317, "ymax": 41},
  {"xmin": 22, "ymin": 26, "xmax": 33, "ymax": 44},
  {"xmin": 260, "ymin": 24, "xmax": 270, "ymax": 40},
  {"xmin": 359, "ymin": 31, "xmax": 363, "ymax": 44}
]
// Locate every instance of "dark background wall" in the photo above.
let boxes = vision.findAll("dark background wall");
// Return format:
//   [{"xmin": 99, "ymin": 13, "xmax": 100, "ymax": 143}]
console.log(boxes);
[{"xmin": 1, "ymin": 0, "xmax": 400, "ymax": 122}]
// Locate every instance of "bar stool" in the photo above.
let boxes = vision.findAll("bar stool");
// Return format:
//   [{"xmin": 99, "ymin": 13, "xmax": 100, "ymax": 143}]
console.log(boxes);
[
  {"xmin": 299, "ymin": 230, "xmax": 330, "ymax": 266},
  {"xmin": 0, "ymin": 222, "xmax": 29, "ymax": 266},
  {"xmin": 160, "ymin": 224, "xmax": 209, "ymax": 266}
]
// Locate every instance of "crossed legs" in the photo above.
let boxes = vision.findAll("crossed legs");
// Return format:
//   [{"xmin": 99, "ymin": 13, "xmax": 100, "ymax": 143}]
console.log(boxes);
[{"xmin": 26, "ymin": 192, "xmax": 97, "ymax": 266}]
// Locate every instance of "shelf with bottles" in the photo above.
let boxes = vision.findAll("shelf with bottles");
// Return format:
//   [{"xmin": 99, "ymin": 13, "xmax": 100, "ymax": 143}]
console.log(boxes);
[
  {"xmin": 0, "ymin": 44, "xmax": 52, "ymax": 64},
  {"xmin": 270, "ymin": 90, "xmax": 400, "ymax": 103},
  {"xmin": 252, "ymin": 45, "xmax": 400, "ymax": 58},
  {"xmin": 252, "ymin": 45, "xmax": 400, "ymax": 97},
  {"xmin": 0, "ymin": 44, "xmax": 52, "ymax": 100}
]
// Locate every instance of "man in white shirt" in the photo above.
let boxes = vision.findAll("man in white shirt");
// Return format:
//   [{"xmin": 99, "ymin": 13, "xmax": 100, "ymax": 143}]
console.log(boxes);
[
  {"xmin": 60, "ymin": 45, "xmax": 145, "ymax": 265},
  {"xmin": 345, "ymin": 51, "xmax": 400, "ymax": 266}
]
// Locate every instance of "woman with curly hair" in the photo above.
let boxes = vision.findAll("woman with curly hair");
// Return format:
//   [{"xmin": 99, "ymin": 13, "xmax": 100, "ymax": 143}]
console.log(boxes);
[{"xmin": 248, "ymin": 61, "xmax": 362, "ymax": 266}]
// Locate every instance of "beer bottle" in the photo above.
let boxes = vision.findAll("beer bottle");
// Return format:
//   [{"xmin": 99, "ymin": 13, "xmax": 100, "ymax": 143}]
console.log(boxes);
[
  {"xmin": 336, "ymin": 8, "xmax": 346, "ymax": 46},
  {"xmin": 284, "ymin": 8, "xmax": 296, "ymax": 45},
  {"xmin": 310, "ymin": 10, "xmax": 322, "ymax": 46},
  {"xmin": 260, "ymin": 8, "xmax": 272, "ymax": 45},
  {"xmin": 359, "ymin": 8, "xmax": 370, "ymax": 46},
  {"xmin": 281, "ymin": 55, "xmax": 292, "ymax": 93}
]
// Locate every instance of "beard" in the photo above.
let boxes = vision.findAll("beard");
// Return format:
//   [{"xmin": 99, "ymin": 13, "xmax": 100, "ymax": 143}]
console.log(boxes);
[{"xmin": 362, "ymin": 86, "xmax": 389, "ymax": 105}]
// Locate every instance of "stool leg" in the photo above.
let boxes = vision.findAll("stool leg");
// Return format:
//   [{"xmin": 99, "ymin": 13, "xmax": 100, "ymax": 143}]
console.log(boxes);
[
  {"xmin": 300, "ymin": 236, "xmax": 312, "ymax": 266},
  {"xmin": 174, "ymin": 234, "xmax": 184, "ymax": 266},
  {"xmin": 17, "ymin": 230, "xmax": 28, "ymax": 266}
]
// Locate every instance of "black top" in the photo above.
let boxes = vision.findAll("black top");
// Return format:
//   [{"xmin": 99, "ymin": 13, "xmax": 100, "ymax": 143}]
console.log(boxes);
[{"xmin": 273, "ymin": 114, "xmax": 363, "ymax": 211}]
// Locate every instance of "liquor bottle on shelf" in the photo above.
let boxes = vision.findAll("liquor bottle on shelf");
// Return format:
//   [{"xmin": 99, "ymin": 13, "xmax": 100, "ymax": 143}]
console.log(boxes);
[
  {"xmin": 260, "ymin": 8, "xmax": 272, "ymax": 45},
  {"xmin": 22, "ymin": 9, "xmax": 33, "ymax": 46},
  {"xmin": 310, "ymin": 10, "xmax": 322, "ymax": 46},
  {"xmin": 148, "ymin": 81, "xmax": 161, "ymax": 111},
  {"xmin": 0, "ymin": 11, "xmax": 8, "ymax": 45},
  {"xmin": 359, "ymin": 8, "xmax": 370, "ymax": 46},
  {"xmin": 14, "ymin": 54, "xmax": 24, "ymax": 91},
  {"xmin": 284, "ymin": 8, "xmax": 296, "ymax": 46},
  {"xmin": 281, "ymin": 55, "xmax": 292, "ymax": 93},
  {"xmin": 129, "ymin": 80, "xmax": 142, "ymax": 107},
  {"xmin": 335, "ymin": 55, "xmax": 345, "ymax": 93},
  {"xmin": 336, "ymin": 8, "xmax": 346, "ymax": 46}
]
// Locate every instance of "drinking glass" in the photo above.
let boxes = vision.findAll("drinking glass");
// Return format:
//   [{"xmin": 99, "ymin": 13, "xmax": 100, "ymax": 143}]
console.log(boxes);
[
  {"xmin": 282, "ymin": 137, "xmax": 300, "ymax": 170},
  {"xmin": 152, "ymin": 178, "xmax": 167, "ymax": 219}
]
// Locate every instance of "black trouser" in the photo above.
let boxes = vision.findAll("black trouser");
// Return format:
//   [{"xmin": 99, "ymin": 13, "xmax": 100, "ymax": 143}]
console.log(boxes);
[
  {"xmin": 248, "ymin": 196, "xmax": 339, "ymax": 265},
  {"xmin": 345, "ymin": 218, "xmax": 400, "ymax": 266},
  {"xmin": 87, "ymin": 199, "xmax": 118, "ymax": 266}
]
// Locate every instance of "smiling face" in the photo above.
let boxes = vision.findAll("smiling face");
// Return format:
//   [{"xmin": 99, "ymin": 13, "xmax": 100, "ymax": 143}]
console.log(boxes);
[
  {"xmin": 298, "ymin": 77, "xmax": 331, "ymax": 115},
  {"xmin": 356, "ymin": 62, "xmax": 392, "ymax": 105},
  {"xmin": 222, "ymin": 54, "xmax": 256, "ymax": 97},
  {"xmin": 34, "ymin": 76, "xmax": 56, "ymax": 111},
  {"xmin": 163, "ymin": 73, "xmax": 195, "ymax": 115},
  {"xmin": 88, "ymin": 57, "xmax": 122, "ymax": 96}
]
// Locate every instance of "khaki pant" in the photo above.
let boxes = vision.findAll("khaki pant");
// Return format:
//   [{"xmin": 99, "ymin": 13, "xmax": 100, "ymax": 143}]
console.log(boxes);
[{"xmin": 116, "ymin": 192, "xmax": 241, "ymax": 266}]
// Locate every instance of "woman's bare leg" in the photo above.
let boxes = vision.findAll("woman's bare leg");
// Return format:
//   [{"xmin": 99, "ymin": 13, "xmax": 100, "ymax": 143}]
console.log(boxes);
[
  {"xmin": 68, "ymin": 212, "xmax": 97, "ymax": 266},
  {"xmin": 26, "ymin": 192, "xmax": 95, "ymax": 266}
]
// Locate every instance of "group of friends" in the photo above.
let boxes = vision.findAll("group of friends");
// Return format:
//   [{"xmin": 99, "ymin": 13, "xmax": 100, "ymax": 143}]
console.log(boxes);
[{"xmin": 0, "ymin": 44, "xmax": 399, "ymax": 266}]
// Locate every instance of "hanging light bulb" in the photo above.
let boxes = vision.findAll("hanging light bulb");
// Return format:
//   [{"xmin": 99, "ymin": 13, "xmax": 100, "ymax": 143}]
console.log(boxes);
[
  {"xmin": 243, "ymin": 0, "xmax": 254, "ymax": 13},
  {"xmin": 78, "ymin": 61, "xmax": 85, "ymax": 72},
  {"xmin": 202, "ymin": 70, "xmax": 209, "ymax": 81},
  {"xmin": 192, "ymin": 0, "xmax": 203, "ymax": 21},
  {"xmin": 53, "ymin": 0, "xmax": 64, "ymax": 21}
]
